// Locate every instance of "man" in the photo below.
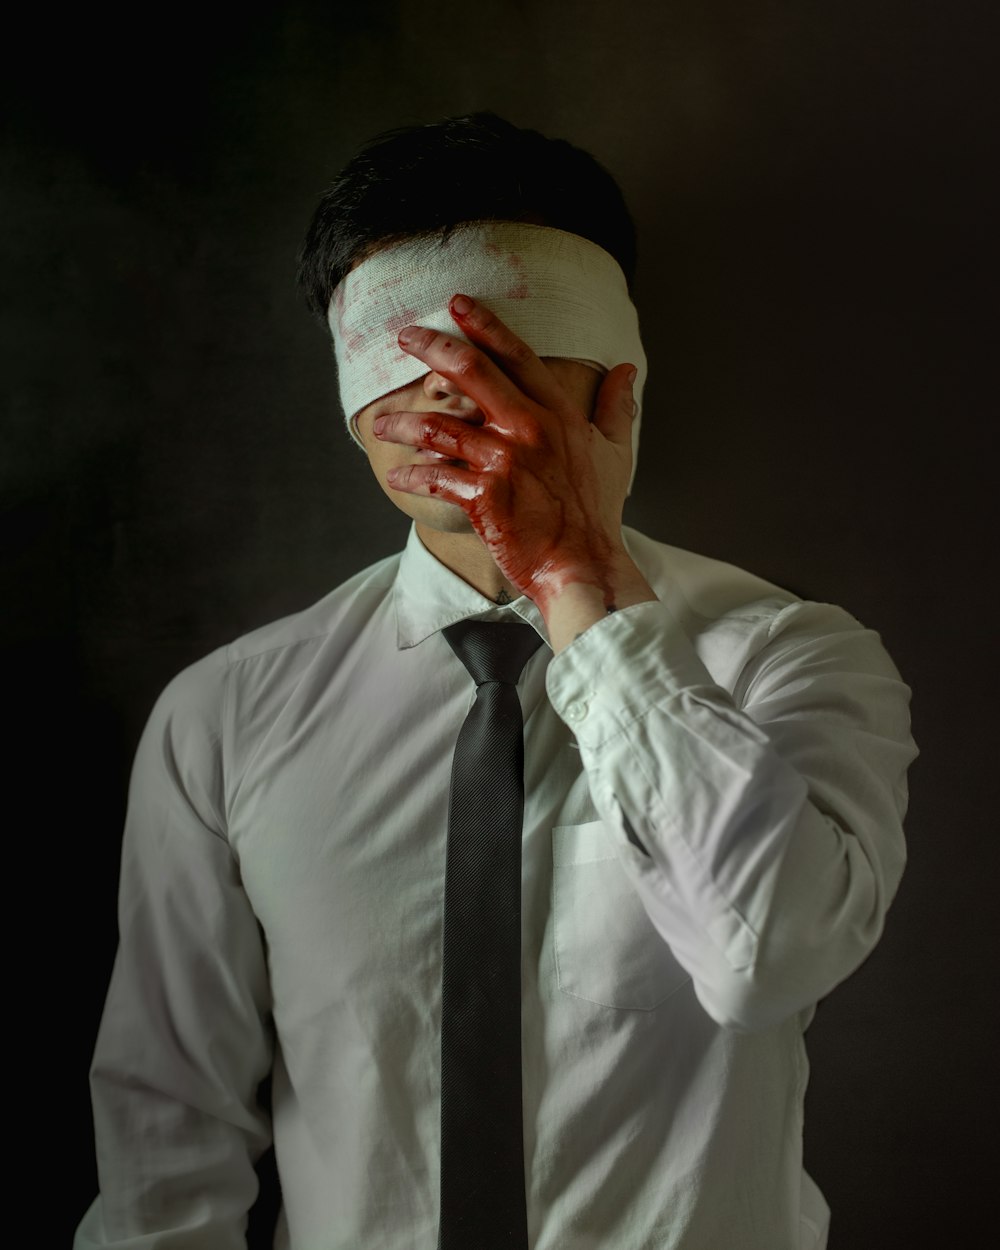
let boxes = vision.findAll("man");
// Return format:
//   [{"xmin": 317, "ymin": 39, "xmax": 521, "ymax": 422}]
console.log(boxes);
[{"xmin": 76, "ymin": 113, "xmax": 916, "ymax": 1249}]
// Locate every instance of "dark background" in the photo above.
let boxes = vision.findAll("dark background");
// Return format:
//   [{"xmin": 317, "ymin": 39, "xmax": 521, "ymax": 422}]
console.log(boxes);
[{"xmin": 4, "ymin": 1, "xmax": 995, "ymax": 1245}]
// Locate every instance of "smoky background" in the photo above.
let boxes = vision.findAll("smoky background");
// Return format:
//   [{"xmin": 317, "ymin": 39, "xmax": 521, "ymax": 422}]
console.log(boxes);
[{"xmin": 3, "ymin": 1, "xmax": 994, "ymax": 1244}]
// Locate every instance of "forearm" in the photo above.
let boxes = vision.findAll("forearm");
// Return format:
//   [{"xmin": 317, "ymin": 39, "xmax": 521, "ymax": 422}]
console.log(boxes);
[
  {"xmin": 547, "ymin": 597, "xmax": 915, "ymax": 1031},
  {"xmin": 79, "ymin": 851, "xmax": 273, "ymax": 1247}
]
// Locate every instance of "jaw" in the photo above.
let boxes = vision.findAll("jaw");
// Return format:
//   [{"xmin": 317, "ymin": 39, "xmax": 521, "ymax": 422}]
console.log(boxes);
[{"xmin": 413, "ymin": 500, "xmax": 476, "ymax": 535}]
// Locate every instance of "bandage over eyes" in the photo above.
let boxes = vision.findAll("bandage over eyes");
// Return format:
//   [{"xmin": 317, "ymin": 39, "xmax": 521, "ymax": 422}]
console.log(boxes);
[{"xmin": 328, "ymin": 222, "xmax": 647, "ymax": 487}]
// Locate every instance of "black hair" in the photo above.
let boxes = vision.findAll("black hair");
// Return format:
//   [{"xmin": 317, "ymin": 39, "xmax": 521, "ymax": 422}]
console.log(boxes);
[{"xmin": 298, "ymin": 112, "xmax": 637, "ymax": 316}]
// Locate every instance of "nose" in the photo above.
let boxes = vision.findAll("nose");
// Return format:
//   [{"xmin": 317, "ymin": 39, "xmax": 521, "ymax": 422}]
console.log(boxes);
[{"xmin": 422, "ymin": 370, "xmax": 477, "ymax": 411}]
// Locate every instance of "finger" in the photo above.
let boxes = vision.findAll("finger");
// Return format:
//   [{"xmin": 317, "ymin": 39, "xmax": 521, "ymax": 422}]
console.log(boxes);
[
  {"xmin": 448, "ymin": 294, "xmax": 568, "ymax": 409},
  {"xmin": 591, "ymin": 363, "xmax": 638, "ymax": 447},
  {"xmin": 385, "ymin": 461, "xmax": 482, "ymax": 506},
  {"xmin": 373, "ymin": 410, "xmax": 503, "ymax": 470},
  {"xmin": 396, "ymin": 325, "xmax": 546, "ymax": 438}
]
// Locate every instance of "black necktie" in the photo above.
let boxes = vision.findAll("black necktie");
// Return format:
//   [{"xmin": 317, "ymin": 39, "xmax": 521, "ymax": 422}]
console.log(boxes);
[{"xmin": 438, "ymin": 619, "xmax": 543, "ymax": 1250}]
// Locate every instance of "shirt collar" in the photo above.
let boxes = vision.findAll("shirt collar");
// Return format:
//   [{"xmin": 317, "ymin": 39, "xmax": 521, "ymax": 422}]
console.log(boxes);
[{"xmin": 394, "ymin": 524, "xmax": 549, "ymax": 650}]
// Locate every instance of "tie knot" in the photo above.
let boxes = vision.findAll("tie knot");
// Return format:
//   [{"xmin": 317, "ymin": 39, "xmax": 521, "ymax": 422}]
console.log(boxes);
[{"xmin": 443, "ymin": 619, "xmax": 543, "ymax": 687}]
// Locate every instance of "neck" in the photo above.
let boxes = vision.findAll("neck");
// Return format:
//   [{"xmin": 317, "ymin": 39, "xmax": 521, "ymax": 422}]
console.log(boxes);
[{"xmin": 415, "ymin": 523, "xmax": 518, "ymax": 605}]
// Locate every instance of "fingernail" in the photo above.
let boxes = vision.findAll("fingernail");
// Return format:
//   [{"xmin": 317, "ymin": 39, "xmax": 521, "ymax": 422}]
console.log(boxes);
[
  {"xmin": 386, "ymin": 467, "xmax": 398, "ymax": 483},
  {"xmin": 397, "ymin": 327, "xmax": 415, "ymax": 346},
  {"xmin": 627, "ymin": 365, "xmax": 638, "ymax": 385},
  {"xmin": 373, "ymin": 416, "xmax": 385, "ymax": 435},
  {"xmin": 451, "ymin": 294, "xmax": 474, "ymax": 316}
]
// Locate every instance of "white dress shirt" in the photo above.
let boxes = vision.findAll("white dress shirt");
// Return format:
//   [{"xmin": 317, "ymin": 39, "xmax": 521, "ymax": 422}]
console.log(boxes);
[{"xmin": 76, "ymin": 523, "xmax": 916, "ymax": 1250}]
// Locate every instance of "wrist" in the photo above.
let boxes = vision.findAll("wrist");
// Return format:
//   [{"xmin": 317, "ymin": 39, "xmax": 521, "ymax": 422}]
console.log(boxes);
[{"xmin": 538, "ymin": 553, "xmax": 656, "ymax": 653}]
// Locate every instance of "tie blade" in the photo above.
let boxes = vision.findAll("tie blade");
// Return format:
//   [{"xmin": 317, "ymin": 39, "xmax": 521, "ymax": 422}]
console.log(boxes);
[{"xmin": 439, "ymin": 619, "xmax": 537, "ymax": 1249}]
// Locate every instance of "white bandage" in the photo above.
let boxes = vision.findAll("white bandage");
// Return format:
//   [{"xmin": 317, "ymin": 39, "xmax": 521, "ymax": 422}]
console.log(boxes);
[{"xmin": 328, "ymin": 222, "xmax": 647, "ymax": 486}]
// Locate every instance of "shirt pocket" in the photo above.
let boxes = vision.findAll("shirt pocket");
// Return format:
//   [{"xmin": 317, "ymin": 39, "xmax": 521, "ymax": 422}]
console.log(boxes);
[{"xmin": 551, "ymin": 820, "xmax": 691, "ymax": 1011}]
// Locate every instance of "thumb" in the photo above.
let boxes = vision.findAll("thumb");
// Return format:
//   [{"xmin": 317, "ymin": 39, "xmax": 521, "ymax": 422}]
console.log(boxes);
[{"xmin": 591, "ymin": 363, "xmax": 637, "ymax": 445}]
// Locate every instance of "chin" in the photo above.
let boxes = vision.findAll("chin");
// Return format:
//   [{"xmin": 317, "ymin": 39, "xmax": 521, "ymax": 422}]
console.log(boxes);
[{"xmin": 404, "ymin": 497, "xmax": 476, "ymax": 535}]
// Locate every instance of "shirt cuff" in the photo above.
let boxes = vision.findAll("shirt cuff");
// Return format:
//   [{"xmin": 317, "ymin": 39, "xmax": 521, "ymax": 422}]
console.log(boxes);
[{"xmin": 545, "ymin": 599, "xmax": 716, "ymax": 748}]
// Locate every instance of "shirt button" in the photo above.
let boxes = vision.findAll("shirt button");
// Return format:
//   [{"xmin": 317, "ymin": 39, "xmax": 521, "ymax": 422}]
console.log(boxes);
[{"xmin": 565, "ymin": 699, "xmax": 589, "ymax": 723}]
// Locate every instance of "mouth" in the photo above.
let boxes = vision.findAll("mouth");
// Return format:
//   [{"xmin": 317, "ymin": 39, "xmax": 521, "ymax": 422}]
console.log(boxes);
[{"xmin": 413, "ymin": 448, "xmax": 462, "ymax": 463}]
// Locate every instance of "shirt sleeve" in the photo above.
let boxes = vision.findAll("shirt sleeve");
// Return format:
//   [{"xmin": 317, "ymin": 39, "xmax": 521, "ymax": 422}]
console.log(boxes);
[
  {"xmin": 75, "ymin": 648, "xmax": 274, "ymax": 1249},
  {"xmin": 545, "ymin": 597, "xmax": 917, "ymax": 1032}
]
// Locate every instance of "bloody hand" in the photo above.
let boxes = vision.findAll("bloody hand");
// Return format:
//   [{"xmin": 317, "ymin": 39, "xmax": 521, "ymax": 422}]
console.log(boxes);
[{"xmin": 373, "ymin": 294, "xmax": 639, "ymax": 615}]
